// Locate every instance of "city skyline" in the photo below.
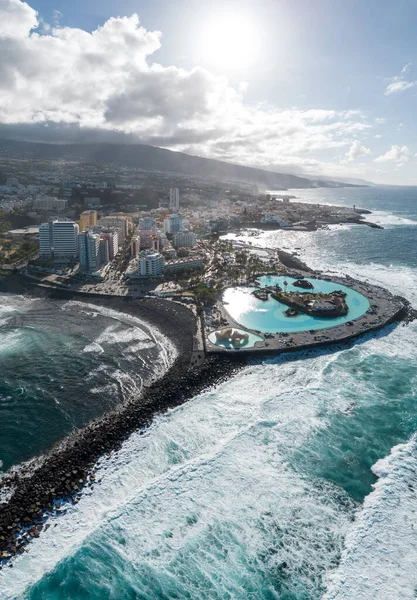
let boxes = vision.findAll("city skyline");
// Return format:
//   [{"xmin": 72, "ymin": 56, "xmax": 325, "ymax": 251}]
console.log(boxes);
[{"xmin": 2, "ymin": 0, "xmax": 417, "ymax": 183}]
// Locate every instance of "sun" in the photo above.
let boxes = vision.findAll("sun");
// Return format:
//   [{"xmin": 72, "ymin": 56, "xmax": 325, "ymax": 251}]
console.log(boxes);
[{"xmin": 199, "ymin": 12, "xmax": 259, "ymax": 71}]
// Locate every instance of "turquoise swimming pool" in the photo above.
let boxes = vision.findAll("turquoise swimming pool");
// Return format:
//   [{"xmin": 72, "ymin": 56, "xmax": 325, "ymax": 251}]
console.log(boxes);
[{"xmin": 223, "ymin": 275, "xmax": 370, "ymax": 334}]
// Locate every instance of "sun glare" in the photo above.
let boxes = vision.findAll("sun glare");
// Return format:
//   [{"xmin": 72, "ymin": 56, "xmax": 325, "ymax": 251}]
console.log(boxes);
[{"xmin": 200, "ymin": 13, "xmax": 259, "ymax": 71}]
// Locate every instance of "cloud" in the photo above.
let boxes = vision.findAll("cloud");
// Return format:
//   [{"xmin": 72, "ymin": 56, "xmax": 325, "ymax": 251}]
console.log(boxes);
[
  {"xmin": 345, "ymin": 140, "xmax": 371, "ymax": 161},
  {"xmin": 0, "ymin": 0, "xmax": 377, "ymax": 174},
  {"xmin": 385, "ymin": 63, "xmax": 417, "ymax": 95},
  {"xmin": 385, "ymin": 80, "xmax": 417, "ymax": 95},
  {"xmin": 0, "ymin": 0, "xmax": 38, "ymax": 37},
  {"xmin": 374, "ymin": 145, "xmax": 410, "ymax": 163}
]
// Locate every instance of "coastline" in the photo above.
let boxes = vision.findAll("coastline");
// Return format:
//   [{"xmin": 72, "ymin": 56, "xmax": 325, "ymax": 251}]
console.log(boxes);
[
  {"xmin": 0, "ymin": 255, "xmax": 416, "ymax": 566},
  {"xmin": 0, "ymin": 277, "xmax": 246, "ymax": 566}
]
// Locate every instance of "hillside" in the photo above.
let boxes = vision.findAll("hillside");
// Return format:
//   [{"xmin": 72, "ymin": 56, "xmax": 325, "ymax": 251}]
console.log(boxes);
[{"xmin": 0, "ymin": 139, "xmax": 315, "ymax": 189}]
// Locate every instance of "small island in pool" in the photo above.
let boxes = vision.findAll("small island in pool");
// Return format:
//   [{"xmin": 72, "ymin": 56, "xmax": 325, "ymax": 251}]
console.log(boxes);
[
  {"xmin": 271, "ymin": 289, "xmax": 348, "ymax": 318},
  {"xmin": 206, "ymin": 272, "xmax": 409, "ymax": 353}
]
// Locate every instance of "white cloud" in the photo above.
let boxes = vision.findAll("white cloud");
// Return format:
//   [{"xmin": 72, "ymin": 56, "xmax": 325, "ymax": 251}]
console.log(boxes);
[
  {"xmin": 374, "ymin": 145, "xmax": 410, "ymax": 163},
  {"xmin": 401, "ymin": 63, "xmax": 412, "ymax": 74},
  {"xmin": 0, "ymin": 0, "xmax": 377, "ymax": 175},
  {"xmin": 345, "ymin": 140, "xmax": 371, "ymax": 161},
  {"xmin": 385, "ymin": 64, "xmax": 417, "ymax": 95},
  {"xmin": 0, "ymin": 0, "xmax": 37, "ymax": 37},
  {"xmin": 385, "ymin": 80, "xmax": 417, "ymax": 95}
]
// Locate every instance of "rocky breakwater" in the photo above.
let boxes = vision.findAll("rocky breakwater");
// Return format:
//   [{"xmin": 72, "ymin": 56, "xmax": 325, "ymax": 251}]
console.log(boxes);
[
  {"xmin": 0, "ymin": 294, "xmax": 247, "ymax": 567},
  {"xmin": 276, "ymin": 250, "xmax": 313, "ymax": 272}
]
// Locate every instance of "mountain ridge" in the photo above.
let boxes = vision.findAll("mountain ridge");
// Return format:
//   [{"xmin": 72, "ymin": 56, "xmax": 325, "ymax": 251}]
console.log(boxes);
[{"xmin": 0, "ymin": 138, "xmax": 363, "ymax": 190}]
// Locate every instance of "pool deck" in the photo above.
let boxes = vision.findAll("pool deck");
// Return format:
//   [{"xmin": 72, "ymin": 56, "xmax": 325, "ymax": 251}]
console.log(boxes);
[{"xmin": 205, "ymin": 269, "xmax": 407, "ymax": 355}]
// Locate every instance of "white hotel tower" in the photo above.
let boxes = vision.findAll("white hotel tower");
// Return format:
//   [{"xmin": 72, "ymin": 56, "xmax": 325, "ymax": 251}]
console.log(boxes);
[{"xmin": 39, "ymin": 220, "xmax": 79, "ymax": 261}]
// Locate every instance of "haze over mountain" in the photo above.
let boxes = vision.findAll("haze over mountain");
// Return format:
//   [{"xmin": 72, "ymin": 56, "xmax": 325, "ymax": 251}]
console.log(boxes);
[{"xmin": 0, "ymin": 139, "xmax": 363, "ymax": 190}]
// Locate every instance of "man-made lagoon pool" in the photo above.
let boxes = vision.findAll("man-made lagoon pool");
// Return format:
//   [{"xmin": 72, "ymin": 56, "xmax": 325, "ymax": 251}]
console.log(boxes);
[{"xmin": 222, "ymin": 275, "xmax": 370, "ymax": 334}]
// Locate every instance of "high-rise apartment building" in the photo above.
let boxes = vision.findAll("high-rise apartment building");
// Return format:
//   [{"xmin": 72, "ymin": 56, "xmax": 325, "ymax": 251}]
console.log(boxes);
[
  {"xmin": 130, "ymin": 235, "xmax": 140, "ymax": 257},
  {"xmin": 97, "ymin": 216, "xmax": 131, "ymax": 244},
  {"xmin": 39, "ymin": 220, "xmax": 79, "ymax": 261},
  {"xmin": 99, "ymin": 237, "xmax": 110, "ymax": 265},
  {"xmin": 95, "ymin": 230, "xmax": 119, "ymax": 259},
  {"xmin": 163, "ymin": 214, "xmax": 183, "ymax": 234},
  {"xmin": 79, "ymin": 230, "xmax": 101, "ymax": 271},
  {"xmin": 172, "ymin": 232, "xmax": 197, "ymax": 248},
  {"xmin": 138, "ymin": 252, "xmax": 165, "ymax": 277},
  {"xmin": 169, "ymin": 188, "xmax": 180, "ymax": 211},
  {"xmin": 79, "ymin": 210, "xmax": 98, "ymax": 231},
  {"xmin": 139, "ymin": 217, "xmax": 156, "ymax": 230},
  {"xmin": 138, "ymin": 229, "xmax": 155, "ymax": 249}
]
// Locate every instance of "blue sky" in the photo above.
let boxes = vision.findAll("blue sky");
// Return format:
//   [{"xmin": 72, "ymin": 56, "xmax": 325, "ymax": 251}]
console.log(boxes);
[{"xmin": 2, "ymin": 0, "xmax": 417, "ymax": 183}]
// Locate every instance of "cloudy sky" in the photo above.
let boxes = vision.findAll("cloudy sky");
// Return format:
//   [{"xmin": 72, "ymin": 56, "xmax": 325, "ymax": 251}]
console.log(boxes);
[{"xmin": 2, "ymin": 0, "xmax": 417, "ymax": 183}]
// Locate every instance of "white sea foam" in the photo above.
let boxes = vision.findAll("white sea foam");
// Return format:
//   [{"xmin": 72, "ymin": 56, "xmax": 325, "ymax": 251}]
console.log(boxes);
[
  {"xmin": 0, "ymin": 330, "xmax": 24, "ymax": 355},
  {"xmin": 364, "ymin": 210, "xmax": 417, "ymax": 226},
  {"xmin": 0, "ymin": 356, "xmax": 355, "ymax": 599},
  {"xmin": 1, "ymin": 237, "xmax": 416, "ymax": 597},
  {"xmin": 68, "ymin": 301, "xmax": 177, "ymax": 367},
  {"xmin": 82, "ymin": 342, "xmax": 104, "ymax": 354},
  {"xmin": 323, "ymin": 436, "xmax": 417, "ymax": 600}
]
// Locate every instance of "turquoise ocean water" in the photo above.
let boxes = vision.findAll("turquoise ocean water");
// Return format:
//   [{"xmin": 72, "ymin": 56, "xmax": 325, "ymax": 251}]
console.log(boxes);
[{"xmin": 1, "ymin": 186, "xmax": 417, "ymax": 599}]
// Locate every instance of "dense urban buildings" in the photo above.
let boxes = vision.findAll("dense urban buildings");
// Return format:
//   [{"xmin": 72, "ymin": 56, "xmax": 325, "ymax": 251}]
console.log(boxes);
[
  {"xmin": 139, "ymin": 217, "xmax": 156, "ymax": 230},
  {"xmin": 97, "ymin": 216, "xmax": 132, "ymax": 244},
  {"xmin": 34, "ymin": 197, "xmax": 68, "ymax": 211}
]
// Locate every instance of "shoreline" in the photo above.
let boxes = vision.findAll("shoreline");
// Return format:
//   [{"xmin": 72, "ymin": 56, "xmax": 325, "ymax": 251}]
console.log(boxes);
[
  {"xmin": 0, "ymin": 277, "xmax": 247, "ymax": 566},
  {"xmin": 0, "ymin": 256, "xmax": 416, "ymax": 566}
]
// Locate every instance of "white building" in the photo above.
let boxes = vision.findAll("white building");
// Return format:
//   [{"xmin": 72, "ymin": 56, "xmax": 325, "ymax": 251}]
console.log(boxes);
[
  {"xmin": 172, "ymin": 232, "xmax": 197, "ymax": 248},
  {"xmin": 169, "ymin": 187, "xmax": 180, "ymax": 211},
  {"xmin": 39, "ymin": 220, "xmax": 79, "ymax": 261},
  {"xmin": 261, "ymin": 213, "xmax": 291, "ymax": 227},
  {"xmin": 79, "ymin": 230, "xmax": 101, "ymax": 271},
  {"xmin": 163, "ymin": 214, "xmax": 183, "ymax": 234},
  {"xmin": 138, "ymin": 252, "xmax": 165, "ymax": 277},
  {"xmin": 34, "ymin": 197, "xmax": 68, "ymax": 211}
]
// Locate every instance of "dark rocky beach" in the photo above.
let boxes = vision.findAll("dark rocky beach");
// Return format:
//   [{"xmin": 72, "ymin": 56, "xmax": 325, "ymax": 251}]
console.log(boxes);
[
  {"xmin": 0, "ymin": 265, "xmax": 416, "ymax": 567},
  {"xmin": 0, "ymin": 276, "xmax": 246, "ymax": 566}
]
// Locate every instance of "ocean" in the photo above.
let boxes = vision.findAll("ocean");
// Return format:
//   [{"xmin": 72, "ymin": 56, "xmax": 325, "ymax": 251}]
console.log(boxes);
[{"xmin": 1, "ymin": 185, "xmax": 417, "ymax": 599}]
